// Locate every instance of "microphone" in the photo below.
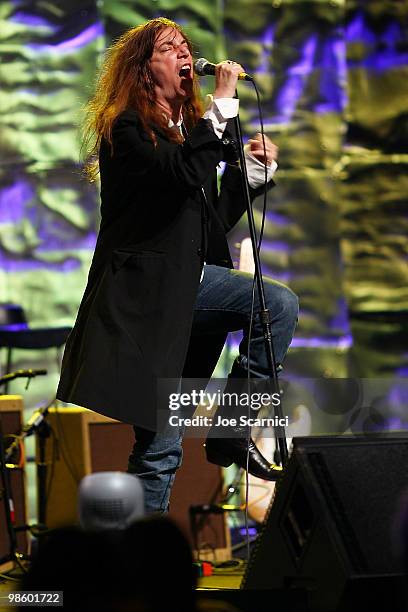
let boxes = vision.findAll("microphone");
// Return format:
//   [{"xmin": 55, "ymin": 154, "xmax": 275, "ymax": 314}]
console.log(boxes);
[
  {"xmin": 0, "ymin": 368, "xmax": 47, "ymax": 384},
  {"xmin": 22, "ymin": 408, "xmax": 46, "ymax": 433},
  {"xmin": 194, "ymin": 57, "xmax": 253, "ymax": 82},
  {"xmin": 24, "ymin": 369, "xmax": 47, "ymax": 377}
]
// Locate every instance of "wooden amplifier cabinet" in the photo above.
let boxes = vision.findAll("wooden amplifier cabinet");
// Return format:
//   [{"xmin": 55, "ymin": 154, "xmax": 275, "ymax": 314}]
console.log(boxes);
[
  {"xmin": 0, "ymin": 395, "xmax": 29, "ymax": 572},
  {"xmin": 40, "ymin": 407, "xmax": 230, "ymax": 561}
]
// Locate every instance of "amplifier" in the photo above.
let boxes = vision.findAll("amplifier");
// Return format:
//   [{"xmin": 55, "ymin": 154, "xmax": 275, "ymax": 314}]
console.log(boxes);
[{"xmin": 40, "ymin": 407, "xmax": 230, "ymax": 560}]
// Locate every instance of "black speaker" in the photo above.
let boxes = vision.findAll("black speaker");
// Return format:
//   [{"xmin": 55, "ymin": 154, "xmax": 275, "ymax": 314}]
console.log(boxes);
[{"xmin": 243, "ymin": 436, "xmax": 408, "ymax": 611}]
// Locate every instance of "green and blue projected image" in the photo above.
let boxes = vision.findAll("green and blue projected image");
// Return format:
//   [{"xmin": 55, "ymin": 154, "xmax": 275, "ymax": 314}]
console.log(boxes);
[{"xmin": 0, "ymin": 1, "xmax": 407, "ymax": 520}]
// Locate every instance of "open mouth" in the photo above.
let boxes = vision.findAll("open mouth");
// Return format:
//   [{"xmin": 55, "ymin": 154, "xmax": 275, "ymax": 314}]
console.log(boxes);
[{"xmin": 179, "ymin": 64, "xmax": 191, "ymax": 78}]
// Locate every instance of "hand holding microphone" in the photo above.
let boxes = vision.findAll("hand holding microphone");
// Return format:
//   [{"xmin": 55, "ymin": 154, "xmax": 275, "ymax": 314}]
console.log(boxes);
[{"xmin": 194, "ymin": 58, "xmax": 253, "ymax": 99}]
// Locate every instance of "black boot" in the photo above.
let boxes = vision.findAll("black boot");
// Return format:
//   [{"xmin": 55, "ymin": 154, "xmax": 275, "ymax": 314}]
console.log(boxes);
[{"xmin": 204, "ymin": 359, "xmax": 283, "ymax": 482}]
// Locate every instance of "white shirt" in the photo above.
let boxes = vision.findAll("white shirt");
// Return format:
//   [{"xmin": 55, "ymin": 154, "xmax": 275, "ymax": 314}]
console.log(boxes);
[
  {"xmin": 168, "ymin": 100, "xmax": 277, "ymax": 281},
  {"xmin": 202, "ymin": 96, "xmax": 278, "ymax": 189},
  {"xmin": 168, "ymin": 98, "xmax": 278, "ymax": 189}
]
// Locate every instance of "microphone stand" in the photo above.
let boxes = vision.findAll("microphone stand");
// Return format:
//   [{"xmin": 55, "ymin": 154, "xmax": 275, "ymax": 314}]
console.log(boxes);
[
  {"xmin": 0, "ymin": 370, "xmax": 50, "ymax": 568},
  {"xmin": 0, "ymin": 369, "xmax": 47, "ymax": 395},
  {"xmin": 0, "ymin": 415, "xmax": 23, "ymax": 569},
  {"xmin": 233, "ymin": 95, "xmax": 289, "ymax": 466},
  {"xmin": 5, "ymin": 400, "xmax": 53, "ymax": 530}
]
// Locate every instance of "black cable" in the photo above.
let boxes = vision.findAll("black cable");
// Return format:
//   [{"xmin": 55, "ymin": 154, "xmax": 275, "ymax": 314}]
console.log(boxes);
[
  {"xmin": 0, "ymin": 571, "xmax": 20, "ymax": 583},
  {"xmin": 220, "ymin": 466, "xmax": 244, "ymax": 504},
  {"xmin": 242, "ymin": 76, "xmax": 270, "ymax": 563},
  {"xmin": 12, "ymin": 552, "xmax": 28, "ymax": 575}
]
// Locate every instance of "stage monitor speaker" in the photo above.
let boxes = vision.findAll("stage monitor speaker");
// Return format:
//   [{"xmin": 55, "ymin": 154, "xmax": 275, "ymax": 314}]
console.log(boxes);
[
  {"xmin": 0, "ymin": 395, "xmax": 29, "ymax": 571},
  {"xmin": 243, "ymin": 435, "xmax": 408, "ymax": 611},
  {"xmin": 41, "ymin": 408, "xmax": 230, "ymax": 560}
]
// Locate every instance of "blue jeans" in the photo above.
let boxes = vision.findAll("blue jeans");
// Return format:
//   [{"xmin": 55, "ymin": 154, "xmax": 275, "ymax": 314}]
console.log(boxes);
[{"xmin": 128, "ymin": 265, "xmax": 298, "ymax": 513}]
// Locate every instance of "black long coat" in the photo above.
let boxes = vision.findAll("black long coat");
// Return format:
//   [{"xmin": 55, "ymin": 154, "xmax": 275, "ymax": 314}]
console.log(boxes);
[{"xmin": 57, "ymin": 110, "xmax": 271, "ymax": 429}]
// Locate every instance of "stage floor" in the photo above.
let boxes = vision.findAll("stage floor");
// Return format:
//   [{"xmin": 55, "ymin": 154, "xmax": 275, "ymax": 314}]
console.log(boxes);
[
  {"xmin": 0, "ymin": 565, "xmax": 310, "ymax": 612},
  {"xmin": 198, "ymin": 566, "xmax": 243, "ymax": 590}
]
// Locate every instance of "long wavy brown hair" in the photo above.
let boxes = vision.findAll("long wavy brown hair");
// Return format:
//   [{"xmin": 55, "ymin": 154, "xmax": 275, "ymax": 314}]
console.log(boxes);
[{"xmin": 83, "ymin": 17, "xmax": 203, "ymax": 181}]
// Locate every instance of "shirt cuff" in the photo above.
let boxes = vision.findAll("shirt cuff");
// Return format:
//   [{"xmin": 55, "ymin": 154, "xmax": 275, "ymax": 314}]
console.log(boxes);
[
  {"xmin": 203, "ymin": 95, "xmax": 239, "ymax": 139},
  {"xmin": 244, "ymin": 144, "xmax": 278, "ymax": 189}
]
